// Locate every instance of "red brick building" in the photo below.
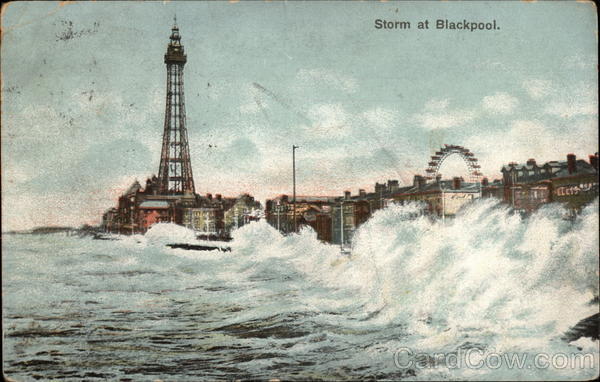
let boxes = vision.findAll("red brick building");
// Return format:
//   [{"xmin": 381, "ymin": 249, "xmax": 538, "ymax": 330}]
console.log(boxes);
[{"xmin": 138, "ymin": 200, "xmax": 173, "ymax": 232}]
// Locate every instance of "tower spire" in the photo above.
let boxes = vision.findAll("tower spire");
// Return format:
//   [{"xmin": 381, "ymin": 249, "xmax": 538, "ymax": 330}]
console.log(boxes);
[{"xmin": 157, "ymin": 23, "xmax": 195, "ymax": 195}]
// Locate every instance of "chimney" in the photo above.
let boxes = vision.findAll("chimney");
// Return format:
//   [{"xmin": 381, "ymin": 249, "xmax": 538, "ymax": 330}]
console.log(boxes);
[
  {"xmin": 375, "ymin": 182, "xmax": 386, "ymax": 194},
  {"xmin": 589, "ymin": 153, "xmax": 599, "ymax": 170},
  {"xmin": 413, "ymin": 175, "xmax": 426, "ymax": 189},
  {"xmin": 344, "ymin": 191, "xmax": 351, "ymax": 200},
  {"xmin": 359, "ymin": 189, "xmax": 366, "ymax": 197},
  {"xmin": 215, "ymin": 194, "xmax": 222, "ymax": 201},
  {"xmin": 482, "ymin": 177, "xmax": 489, "ymax": 187},
  {"xmin": 206, "ymin": 193, "xmax": 212, "ymax": 200},
  {"xmin": 526, "ymin": 158, "xmax": 536, "ymax": 166},
  {"xmin": 435, "ymin": 174, "xmax": 442, "ymax": 183},
  {"xmin": 453, "ymin": 177, "xmax": 461, "ymax": 190},
  {"xmin": 567, "ymin": 154, "xmax": 576, "ymax": 174}
]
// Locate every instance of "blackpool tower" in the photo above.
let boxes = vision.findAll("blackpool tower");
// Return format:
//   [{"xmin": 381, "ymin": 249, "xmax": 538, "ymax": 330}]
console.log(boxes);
[{"xmin": 157, "ymin": 20, "xmax": 195, "ymax": 195}]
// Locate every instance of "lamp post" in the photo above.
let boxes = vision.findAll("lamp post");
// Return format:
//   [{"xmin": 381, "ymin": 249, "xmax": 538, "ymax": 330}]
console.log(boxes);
[
  {"xmin": 276, "ymin": 203, "xmax": 281, "ymax": 232},
  {"xmin": 130, "ymin": 203, "xmax": 135, "ymax": 235},
  {"xmin": 340, "ymin": 200, "xmax": 345, "ymax": 247},
  {"xmin": 511, "ymin": 171, "xmax": 517, "ymax": 208},
  {"xmin": 292, "ymin": 145, "xmax": 299, "ymax": 233}
]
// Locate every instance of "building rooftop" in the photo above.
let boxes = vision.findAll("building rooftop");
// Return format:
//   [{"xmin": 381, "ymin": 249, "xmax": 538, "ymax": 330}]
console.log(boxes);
[
  {"xmin": 139, "ymin": 200, "xmax": 171, "ymax": 209},
  {"xmin": 501, "ymin": 155, "xmax": 598, "ymax": 184},
  {"xmin": 399, "ymin": 180, "xmax": 480, "ymax": 195},
  {"xmin": 554, "ymin": 160, "xmax": 597, "ymax": 178},
  {"xmin": 269, "ymin": 195, "xmax": 338, "ymax": 203},
  {"xmin": 124, "ymin": 180, "xmax": 142, "ymax": 196}
]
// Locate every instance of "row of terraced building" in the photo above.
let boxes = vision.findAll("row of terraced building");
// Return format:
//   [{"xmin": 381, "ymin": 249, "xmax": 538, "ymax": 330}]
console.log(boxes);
[{"xmin": 265, "ymin": 153, "xmax": 599, "ymax": 244}]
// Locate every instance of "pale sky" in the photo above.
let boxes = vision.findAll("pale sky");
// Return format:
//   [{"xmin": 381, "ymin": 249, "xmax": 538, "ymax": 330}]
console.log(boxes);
[{"xmin": 1, "ymin": 1, "xmax": 598, "ymax": 230}]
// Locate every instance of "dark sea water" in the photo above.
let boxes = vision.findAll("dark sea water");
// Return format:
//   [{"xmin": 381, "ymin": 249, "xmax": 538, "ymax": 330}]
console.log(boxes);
[{"xmin": 3, "ymin": 200, "xmax": 599, "ymax": 381}]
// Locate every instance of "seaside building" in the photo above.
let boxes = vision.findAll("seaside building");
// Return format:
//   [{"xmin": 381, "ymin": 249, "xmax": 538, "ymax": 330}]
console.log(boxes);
[
  {"xmin": 481, "ymin": 177, "xmax": 504, "ymax": 200},
  {"xmin": 264, "ymin": 146, "xmax": 597, "ymax": 245},
  {"xmin": 116, "ymin": 180, "xmax": 143, "ymax": 234},
  {"xmin": 550, "ymin": 154, "xmax": 598, "ymax": 212},
  {"xmin": 371, "ymin": 180, "xmax": 404, "ymax": 211},
  {"xmin": 263, "ymin": 151, "xmax": 598, "ymax": 245},
  {"xmin": 224, "ymin": 194, "xmax": 262, "ymax": 232},
  {"xmin": 138, "ymin": 200, "xmax": 174, "ymax": 231},
  {"xmin": 331, "ymin": 192, "xmax": 371, "ymax": 245},
  {"xmin": 390, "ymin": 175, "xmax": 481, "ymax": 218},
  {"xmin": 101, "ymin": 208, "xmax": 118, "ymax": 233},
  {"xmin": 265, "ymin": 176, "xmax": 481, "ymax": 244},
  {"xmin": 265, "ymin": 195, "xmax": 336, "ymax": 241},
  {"xmin": 500, "ymin": 153, "xmax": 598, "ymax": 214},
  {"xmin": 180, "ymin": 193, "xmax": 244, "ymax": 239}
]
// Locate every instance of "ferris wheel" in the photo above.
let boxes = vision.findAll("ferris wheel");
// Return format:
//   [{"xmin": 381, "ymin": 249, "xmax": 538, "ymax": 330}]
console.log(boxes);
[{"xmin": 425, "ymin": 144, "xmax": 483, "ymax": 183}]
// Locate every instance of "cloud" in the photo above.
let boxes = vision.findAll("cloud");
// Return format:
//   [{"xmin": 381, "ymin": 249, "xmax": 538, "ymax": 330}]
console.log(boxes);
[
  {"xmin": 482, "ymin": 92, "xmax": 518, "ymax": 114},
  {"xmin": 522, "ymin": 79, "xmax": 553, "ymax": 99},
  {"xmin": 188, "ymin": 136, "xmax": 266, "ymax": 197},
  {"xmin": 414, "ymin": 100, "xmax": 476, "ymax": 130},
  {"xmin": 20, "ymin": 139, "xmax": 153, "ymax": 194},
  {"xmin": 295, "ymin": 68, "xmax": 358, "ymax": 94},
  {"xmin": 296, "ymin": 105, "xmax": 406, "ymax": 159},
  {"xmin": 233, "ymin": 104, "xmax": 415, "ymax": 198},
  {"xmin": 239, "ymin": 101, "xmax": 261, "ymax": 114},
  {"xmin": 239, "ymin": 83, "xmax": 271, "ymax": 115},
  {"xmin": 362, "ymin": 107, "xmax": 398, "ymax": 129},
  {"xmin": 465, "ymin": 119, "xmax": 598, "ymax": 179},
  {"xmin": 304, "ymin": 103, "xmax": 352, "ymax": 139},
  {"xmin": 2, "ymin": 104, "xmax": 80, "ymax": 145},
  {"xmin": 1, "ymin": 105, "xmax": 91, "ymax": 186},
  {"xmin": 544, "ymin": 101, "xmax": 597, "ymax": 118},
  {"xmin": 562, "ymin": 54, "xmax": 596, "ymax": 70},
  {"xmin": 2, "ymin": 139, "xmax": 154, "ymax": 231},
  {"xmin": 424, "ymin": 99, "xmax": 450, "ymax": 111},
  {"xmin": 537, "ymin": 82, "xmax": 597, "ymax": 119}
]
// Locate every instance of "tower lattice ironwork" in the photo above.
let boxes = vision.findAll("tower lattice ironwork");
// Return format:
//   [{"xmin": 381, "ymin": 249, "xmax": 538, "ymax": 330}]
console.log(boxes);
[{"xmin": 157, "ymin": 20, "xmax": 195, "ymax": 195}]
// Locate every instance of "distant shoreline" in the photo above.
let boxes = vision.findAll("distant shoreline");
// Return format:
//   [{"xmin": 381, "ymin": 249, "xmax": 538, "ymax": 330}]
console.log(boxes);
[{"xmin": 2, "ymin": 225, "xmax": 97, "ymax": 235}]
